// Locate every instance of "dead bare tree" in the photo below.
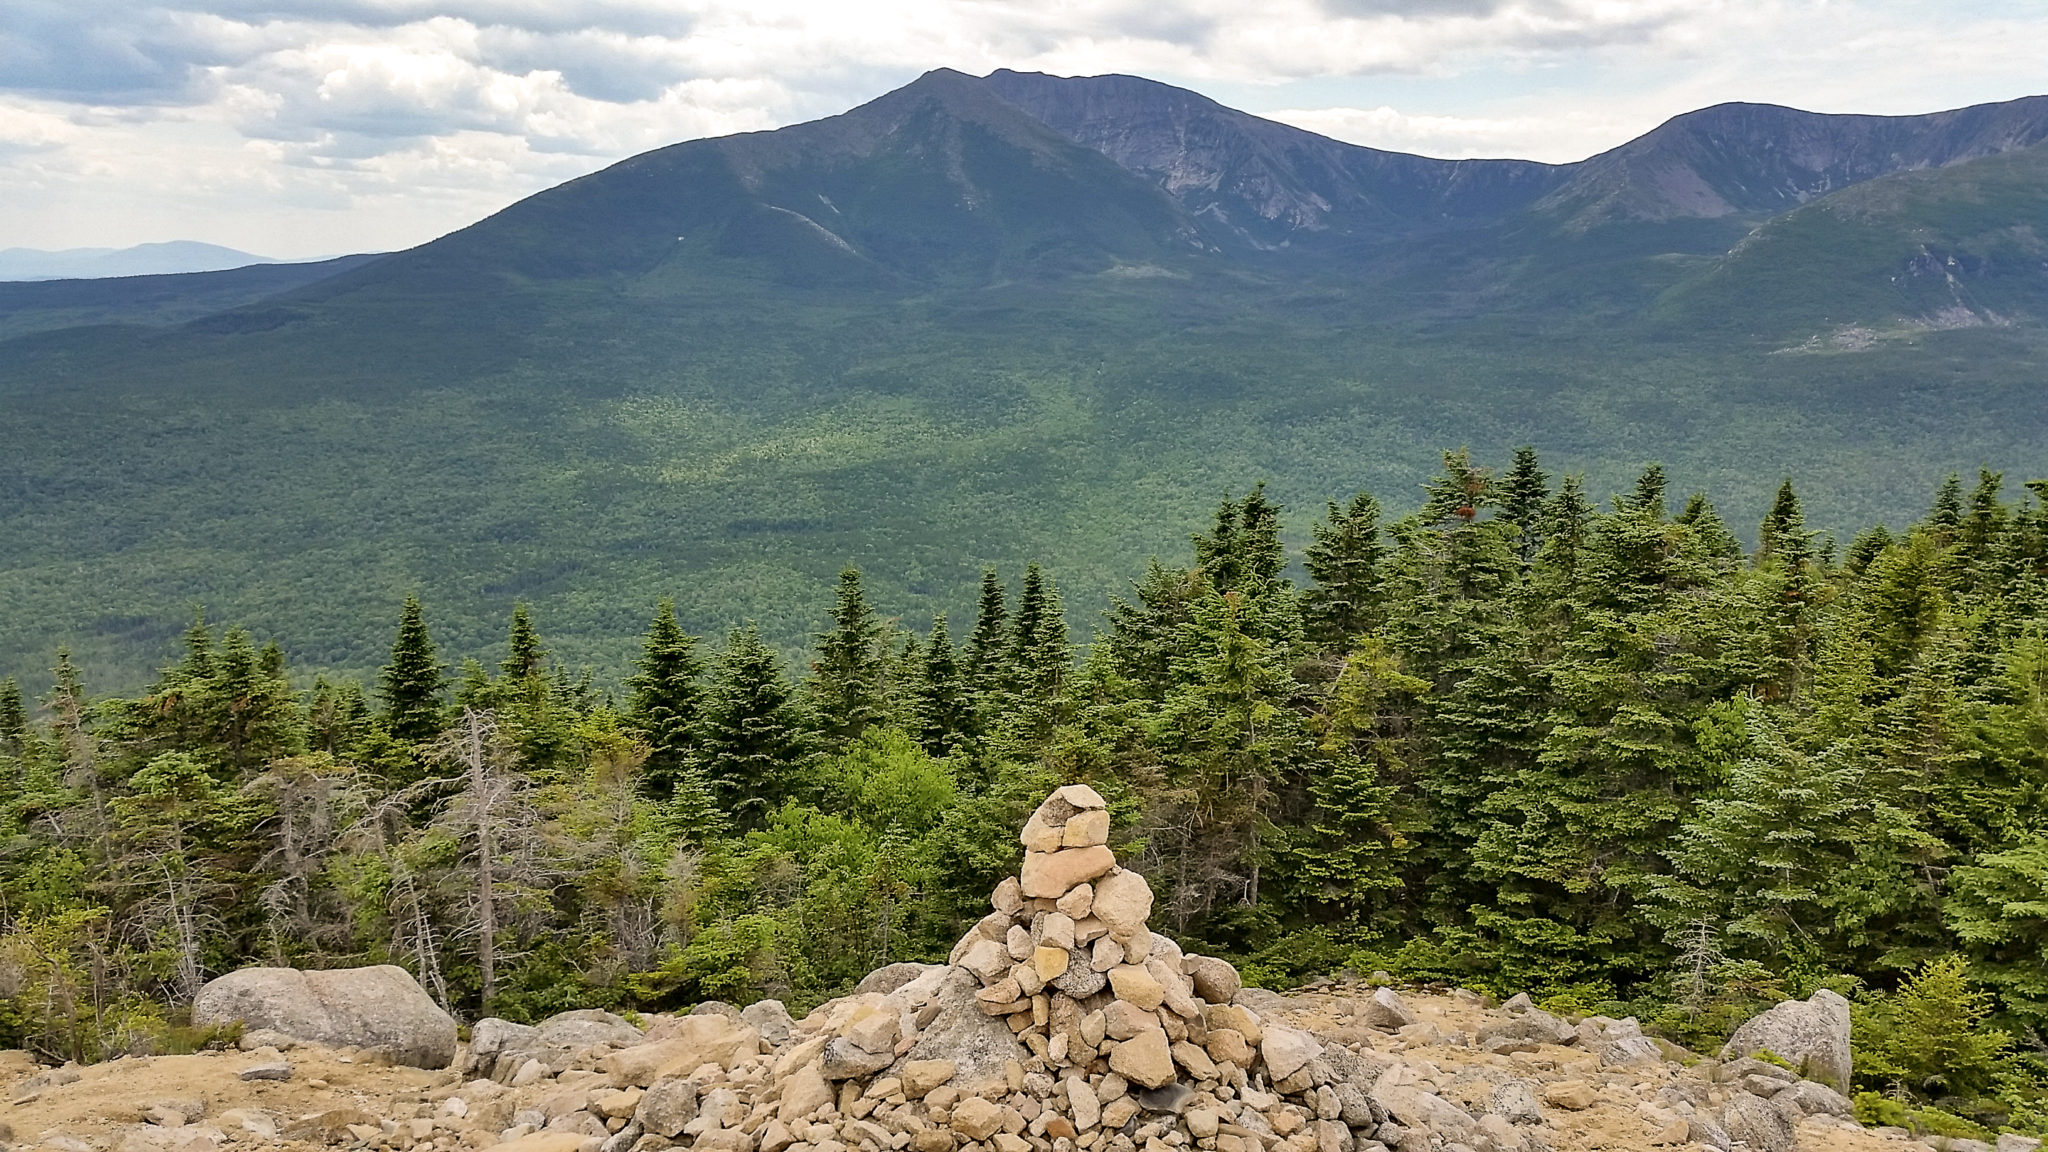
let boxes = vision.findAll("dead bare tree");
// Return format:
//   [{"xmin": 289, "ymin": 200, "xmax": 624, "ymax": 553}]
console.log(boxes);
[{"xmin": 246, "ymin": 754, "xmax": 365, "ymax": 962}]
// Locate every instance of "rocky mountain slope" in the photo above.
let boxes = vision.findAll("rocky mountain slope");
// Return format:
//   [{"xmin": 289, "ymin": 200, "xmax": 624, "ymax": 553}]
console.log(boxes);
[{"xmin": 0, "ymin": 790, "xmax": 1991, "ymax": 1152}]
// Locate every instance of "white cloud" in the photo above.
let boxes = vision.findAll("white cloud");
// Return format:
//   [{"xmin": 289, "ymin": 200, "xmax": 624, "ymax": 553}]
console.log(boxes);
[{"xmin": 0, "ymin": 0, "xmax": 2042, "ymax": 256}]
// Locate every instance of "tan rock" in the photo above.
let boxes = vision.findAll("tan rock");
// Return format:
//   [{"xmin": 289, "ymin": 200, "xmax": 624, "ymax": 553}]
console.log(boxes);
[
  {"xmin": 1089, "ymin": 869, "xmax": 1153, "ymax": 935},
  {"xmin": 1034, "ymin": 947, "xmax": 1071, "ymax": 982},
  {"xmin": 1073, "ymin": 916, "xmax": 1108, "ymax": 944},
  {"xmin": 950, "ymin": 1098, "xmax": 1007, "ymax": 1141},
  {"xmin": 1108, "ymin": 1027, "xmax": 1176, "ymax": 1089},
  {"xmin": 1007, "ymin": 925, "xmax": 1034, "ymax": 962},
  {"xmin": 1061, "ymin": 809, "xmax": 1110, "ymax": 848},
  {"xmin": 1067, "ymin": 1076, "xmax": 1101, "ymax": 1130},
  {"xmin": 911, "ymin": 1131, "xmax": 958, "ymax": 1152},
  {"xmin": 992, "ymin": 878, "xmax": 1024, "ymax": 915},
  {"xmin": 1204, "ymin": 1028, "xmax": 1253, "ymax": 1068},
  {"xmin": 1039, "ymin": 913, "xmax": 1077, "ymax": 951},
  {"xmin": 1090, "ymin": 936, "xmax": 1124, "ymax": 972},
  {"xmin": 604, "ymin": 1018, "xmax": 759, "ymax": 1087},
  {"xmin": 1080, "ymin": 1010, "xmax": 1108, "ymax": 1048},
  {"xmin": 479, "ymin": 1133, "xmax": 592, "ymax": 1152},
  {"xmin": 1182, "ymin": 956, "xmax": 1242, "ymax": 1005},
  {"xmin": 1171, "ymin": 1041, "xmax": 1218, "ymax": 1080},
  {"xmin": 588, "ymin": 1089, "xmax": 642, "ymax": 1120},
  {"xmin": 1056, "ymin": 884, "xmax": 1094, "ymax": 920},
  {"xmin": 993, "ymin": 1134, "xmax": 1031, "ymax": 1152},
  {"xmin": 1119, "ymin": 927, "xmax": 1154, "ymax": 962},
  {"xmin": 901, "ymin": 1060, "xmax": 957, "ymax": 1098},
  {"xmin": 1108, "ymin": 966, "xmax": 1165, "ymax": 1011},
  {"xmin": 758, "ymin": 1119, "xmax": 797, "ymax": 1152},
  {"xmin": 1185, "ymin": 1110, "xmax": 1221, "ymax": 1140},
  {"xmin": 1314, "ymin": 1119, "xmax": 1350, "ymax": 1152},
  {"xmin": 1101, "ymin": 1098, "xmax": 1141, "ymax": 1130},
  {"xmin": 961, "ymin": 939, "xmax": 1012, "ymax": 982},
  {"xmin": 776, "ymin": 1064, "xmax": 832, "ymax": 1121},
  {"xmin": 840, "ymin": 1007, "xmax": 897, "ymax": 1054},
  {"xmin": 1020, "ymin": 811, "xmax": 1066, "ymax": 853},
  {"xmin": 1541, "ymin": 1081, "xmax": 1596, "ymax": 1111},
  {"xmin": 976, "ymin": 977, "xmax": 1023, "ymax": 1011},
  {"xmin": 1260, "ymin": 1026, "xmax": 1322, "ymax": 1083},
  {"xmin": 1204, "ymin": 1004, "xmax": 1263, "ymax": 1045},
  {"xmin": 1020, "ymin": 847, "xmax": 1117, "ymax": 900},
  {"xmin": 1055, "ymin": 784, "xmax": 1107, "ymax": 809},
  {"xmin": 1104, "ymin": 999, "xmax": 1155, "ymax": 1040},
  {"xmin": 1012, "ymin": 960, "xmax": 1046, "ymax": 997}
]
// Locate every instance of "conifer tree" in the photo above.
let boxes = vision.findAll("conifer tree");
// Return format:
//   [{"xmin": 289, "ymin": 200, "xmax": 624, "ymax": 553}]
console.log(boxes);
[
  {"xmin": 380, "ymin": 595, "xmax": 446, "ymax": 746},
  {"xmin": 912, "ymin": 614, "xmax": 971, "ymax": 758},
  {"xmin": 1104, "ymin": 560, "xmax": 1196, "ymax": 697},
  {"xmin": 963, "ymin": 568, "xmax": 1008, "ymax": 692},
  {"xmin": 1758, "ymin": 479, "xmax": 1804, "ymax": 560},
  {"xmin": 1677, "ymin": 492, "xmax": 1743, "ymax": 561},
  {"xmin": 1498, "ymin": 447, "xmax": 1550, "ymax": 562},
  {"xmin": 701, "ymin": 625, "xmax": 809, "ymax": 827},
  {"xmin": 1931, "ymin": 472, "xmax": 1965, "ymax": 534},
  {"xmin": 809, "ymin": 567, "xmax": 890, "ymax": 748},
  {"xmin": 1301, "ymin": 492, "xmax": 1386, "ymax": 651},
  {"xmin": 1626, "ymin": 462, "xmax": 1668, "ymax": 518},
  {"xmin": 627, "ymin": 598, "xmax": 705, "ymax": 800},
  {"xmin": 0, "ymin": 676, "xmax": 24, "ymax": 760},
  {"xmin": 502, "ymin": 604, "xmax": 545, "ymax": 680},
  {"xmin": 307, "ymin": 677, "xmax": 369, "ymax": 755}
]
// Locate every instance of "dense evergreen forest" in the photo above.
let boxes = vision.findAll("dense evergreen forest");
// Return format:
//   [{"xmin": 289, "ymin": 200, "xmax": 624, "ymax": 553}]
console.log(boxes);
[{"xmin": 4, "ymin": 449, "xmax": 2046, "ymax": 1136}]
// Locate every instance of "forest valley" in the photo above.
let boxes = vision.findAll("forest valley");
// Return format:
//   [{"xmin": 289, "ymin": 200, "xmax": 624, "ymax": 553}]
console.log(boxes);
[{"xmin": 3, "ymin": 449, "xmax": 2046, "ymax": 1139}]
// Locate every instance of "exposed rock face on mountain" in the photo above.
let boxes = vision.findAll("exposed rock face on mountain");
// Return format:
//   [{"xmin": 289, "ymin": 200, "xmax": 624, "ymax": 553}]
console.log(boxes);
[{"xmin": 5, "ymin": 789, "xmax": 1908, "ymax": 1152}]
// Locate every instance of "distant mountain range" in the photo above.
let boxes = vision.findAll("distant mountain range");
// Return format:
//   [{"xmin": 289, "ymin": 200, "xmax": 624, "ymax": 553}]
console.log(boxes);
[
  {"xmin": 0, "ymin": 241, "xmax": 298, "ymax": 281},
  {"xmin": 2, "ymin": 70, "xmax": 2045, "ymax": 689}
]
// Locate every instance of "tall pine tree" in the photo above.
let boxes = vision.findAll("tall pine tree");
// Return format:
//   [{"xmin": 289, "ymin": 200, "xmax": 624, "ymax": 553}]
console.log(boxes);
[
  {"xmin": 627, "ymin": 598, "xmax": 706, "ymax": 800},
  {"xmin": 380, "ymin": 595, "xmax": 446, "ymax": 746}
]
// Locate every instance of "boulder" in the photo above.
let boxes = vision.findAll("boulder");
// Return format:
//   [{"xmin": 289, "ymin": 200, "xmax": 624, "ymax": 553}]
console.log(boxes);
[
  {"xmin": 1261, "ymin": 1026, "xmax": 1323, "ymax": 1082},
  {"xmin": 1182, "ymin": 956, "xmax": 1241, "ymax": 1005},
  {"xmin": 741, "ymin": 1000, "xmax": 794, "ymax": 1046},
  {"xmin": 1359, "ymin": 988, "xmax": 1415, "ymax": 1031},
  {"xmin": 602, "ymin": 1017, "xmax": 761, "ymax": 1086},
  {"xmin": 1722, "ymin": 989, "xmax": 1853, "ymax": 1092},
  {"xmin": 1721, "ymin": 1092, "xmax": 1795, "ymax": 1152},
  {"xmin": 192, "ymin": 965, "xmax": 456, "ymax": 1068},
  {"xmin": 902, "ymin": 967, "xmax": 1029, "ymax": 1093},
  {"xmin": 1772, "ymin": 1080, "xmax": 1852, "ymax": 1118},
  {"xmin": 534, "ymin": 1010, "xmax": 643, "ymax": 1051},
  {"xmin": 469, "ymin": 1019, "xmax": 541, "ymax": 1072},
  {"xmin": 1108, "ymin": 1028, "xmax": 1176, "ymax": 1089}
]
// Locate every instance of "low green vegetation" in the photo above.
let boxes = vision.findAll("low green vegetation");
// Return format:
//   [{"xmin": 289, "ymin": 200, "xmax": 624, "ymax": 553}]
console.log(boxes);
[{"xmin": 3, "ymin": 450, "xmax": 2046, "ymax": 1129}]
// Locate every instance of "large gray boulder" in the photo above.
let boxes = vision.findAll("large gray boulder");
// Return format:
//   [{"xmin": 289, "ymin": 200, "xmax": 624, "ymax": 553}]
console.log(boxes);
[
  {"xmin": 1722, "ymin": 989, "xmax": 1852, "ymax": 1092},
  {"xmin": 1721, "ymin": 1091, "xmax": 1795, "ymax": 1152},
  {"xmin": 900, "ymin": 967, "xmax": 1028, "ymax": 1093},
  {"xmin": 193, "ymin": 965, "xmax": 456, "ymax": 1068}
]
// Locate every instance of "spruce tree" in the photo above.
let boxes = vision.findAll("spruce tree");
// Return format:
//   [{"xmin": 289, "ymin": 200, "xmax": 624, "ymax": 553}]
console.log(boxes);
[
  {"xmin": 1626, "ymin": 462, "xmax": 1668, "ymax": 518},
  {"xmin": 1758, "ymin": 479, "xmax": 1804, "ymax": 560},
  {"xmin": 380, "ymin": 595, "xmax": 447, "ymax": 745},
  {"xmin": 1498, "ymin": 447, "xmax": 1550, "ymax": 562},
  {"xmin": 627, "ymin": 598, "xmax": 706, "ymax": 800},
  {"xmin": 700, "ymin": 625, "xmax": 809, "ymax": 827},
  {"xmin": 1677, "ymin": 492, "xmax": 1743, "ymax": 561},
  {"xmin": 1301, "ymin": 492, "xmax": 1385, "ymax": 651},
  {"xmin": 964, "ymin": 568, "xmax": 1008, "ymax": 692},
  {"xmin": 809, "ymin": 567, "xmax": 890, "ymax": 749},
  {"xmin": 1931, "ymin": 472, "xmax": 1965, "ymax": 533},
  {"xmin": 912, "ymin": 614, "xmax": 971, "ymax": 758},
  {"xmin": 502, "ymin": 604, "xmax": 545, "ymax": 680},
  {"xmin": 1104, "ymin": 560, "xmax": 1196, "ymax": 697},
  {"xmin": 0, "ymin": 676, "xmax": 24, "ymax": 759}
]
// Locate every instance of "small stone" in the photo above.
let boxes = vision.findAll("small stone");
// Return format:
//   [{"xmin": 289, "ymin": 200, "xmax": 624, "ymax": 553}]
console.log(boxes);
[
  {"xmin": 1057, "ymin": 885, "xmax": 1094, "ymax": 920},
  {"xmin": 1359, "ymin": 989, "xmax": 1415, "ymax": 1031},
  {"xmin": 239, "ymin": 1061, "xmax": 292, "ymax": 1081},
  {"xmin": 1091, "ymin": 937, "xmax": 1125, "ymax": 973},
  {"xmin": 1541, "ymin": 1081, "xmax": 1596, "ymax": 1111},
  {"xmin": 1180, "ymin": 958, "xmax": 1240, "ymax": 1005},
  {"xmin": 979, "ymin": 977, "xmax": 1025, "ymax": 1011},
  {"xmin": 902, "ymin": 1061, "xmax": 957, "ymax": 1098},
  {"xmin": 1068, "ymin": 1076, "xmax": 1102, "ymax": 1130},
  {"xmin": 1009, "ymin": 925, "xmax": 1037, "ymax": 962},
  {"xmin": 951, "ymin": 1099, "xmax": 1008, "ymax": 1141},
  {"xmin": 993, "ymin": 1136, "xmax": 1031, "ymax": 1152},
  {"xmin": 1101, "ymin": 1099, "xmax": 1141, "ymax": 1130},
  {"xmin": 1105, "ymin": 999, "xmax": 1155, "ymax": 1040},
  {"xmin": 1062, "ymin": 810, "xmax": 1110, "ymax": 849},
  {"xmin": 1170, "ymin": 1042, "xmax": 1217, "ymax": 1081},
  {"xmin": 1080, "ymin": 1010, "xmax": 1108, "ymax": 1048},
  {"xmin": 1041, "ymin": 914, "xmax": 1078, "ymax": 951},
  {"xmin": 1014, "ymin": 961, "xmax": 1047, "ymax": 997},
  {"xmin": 1259, "ymin": 1027, "xmax": 1322, "ymax": 1083},
  {"xmin": 1185, "ymin": 1111, "xmax": 1221, "ymax": 1140},
  {"xmin": 1204, "ymin": 1029, "xmax": 1252, "ymax": 1068},
  {"xmin": 1109, "ymin": 1029, "xmax": 1176, "ymax": 1090},
  {"xmin": 1054, "ymin": 784, "xmax": 1107, "ymax": 810},
  {"xmin": 993, "ymin": 878, "xmax": 1025, "ymax": 914},
  {"xmin": 514, "ymin": 1059, "xmax": 552, "ymax": 1086},
  {"xmin": 1109, "ymin": 967, "xmax": 1165, "ymax": 1011},
  {"xmin": 1036, "ymin": 947, "xmax": 1073, "ymax": 982}
]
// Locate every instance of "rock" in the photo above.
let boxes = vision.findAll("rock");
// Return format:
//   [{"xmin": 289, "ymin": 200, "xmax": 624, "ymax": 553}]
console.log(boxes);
[
  {"xmin": 603, "ymin": 1017, "xmax": 762, "ymax": 1086},
  {"xmin": 1062, "ymin": 809, "xmax": 1111, "ymax": 848},
  {"xmin": 1182, "ymin": 956, "xmax": 1241, "ymax": 1004},
  {"xmin": 1261, "ymin": 1026, "xmax": 1323, "ymax": 1083},
  {"xmin": 471, "ymin": 1019, "xmax": 542, "ymax": 1070},
  {"xmin": 899, "ymin": 1059, "xmax": 956, "ymax": 1097},
  {"xmin": 513, "ymin": 1058, "xmax": 551, "ymax": 1086},
  {"xmin": 1135, "ymin": 1083, "xmax": 1195, "ymax": 1114},
  {"xmin": 1205, "ymin": 1027, "xmax": 1254, "ymax": 1068},
  {"xmin": 1488, "ymin": 1081, "xmax": 1543, "ymax": 1124},
  {"xmin": 191, "ymin": 964, "xmax": 458, "ymax": 1068},
  {"xmin": 483, "ymin": 1132, "xmax": 598, "ymax": 1152},
  {"xmin": 1109, "ymin": 1028, "xmax": 1176, "ymax": 1089},
  {"xmin": 1359, "ymin": 989, "xmax": 1415, "ymax": 1031},
  {"xmin": 741, "ymin": 1000, "xmax": 795, "ymax": 1045},
  {"xmin": 950, "ymin": 1098, "xmax": 1008, "ymax": 1141},
  {"xmin": 1090, "ymin": 870, "xmax": 1154, "ymax": 936},
  {"xmin": 1171, "ymin": 1041, "xmax": 1217, "ymax": 1080},
  {"xmin": 903, "ymin": 967, "xmax": 1029, "ymax": 1092},
  {"xmin": 1068, "ymin": 1076, "xmax": 1101, "ymax": 1130},
  {"xmin": 841, "ymin": 1006, "xmax": 898, "ymax": 1053},
  {"xmin": 1105, "ymin": 998, "xmax": 1156, "ymax": 1040},
  {"xmin": 1721, "ymin": 1092, "xmax": 1795, "ymax": 1152},
  {"xmin": 1091, "ymin": 936, "xmax": 1126, "ymax": 973},
  {"xmin": 821, "ymin": 1037, "xmax": 893, "ymax": 1080},
  {"xmin": 1035, "ymin": 946, "xmax": 1071, "ymax": 981},
  {"xmin": 1020, "ymin": 846, "xmax": 1117, "ymax": 899},
  {"xmin": 1051, "ymin": 958, "xmax": 1108, "ymax": 998},
  {"xmin": 1232, "ymin": 987, "xmax": 1288, "ymax": 1016},
  {"xmin": 1722, "ymin": 989, "xmax": 1853, "ymax": 1092},
  {"xmin": 1007, "ymin": 924, "xmax": 1035, "ymax": 961},
  {"xmin": 1998, "ymin": 1137, "xmax": 2044, "ymax": 1152},
  {"xmin": 991, "ymin": 878, "xmax": 1025, "ymax": 914},
  {"xmin": 1206, "ymin": 1003, "xmax": 1263, "ymax": 1045},
  {"xmin": 590, "ymin": 1089, "xmax": 644, "ymax": 1120},
  {"xmin": 960, "ymin": 938, "xmax": 1013, "ymax": 982},
  {"xmin": 1539, "ymin": 1082, "xmax": 1595, "ymax": 1111},
  {"xmin": 1054, "ymin": 784, "xmax": 1107, "ymax": 810},
  {"xmin": 536, "ymin": 1010, "xmax": 644, "ymax": 1051},
  {"xmin": 1369, "ymin": 1086, "xmax": 1473, "ymax": 1140},
  {"xmin": 1057, "ymin": 883, "xmax": 1094, "ymax": 920},
  {"xmin": 285, "ymin": 1108, "xmax": 380, "ymax": 1142},
  {"xmin": 854, "ymin": 963, "xmax": 937, "ymax": 997},
  {"xmin": 237, "ymin": 1061, "xmax": 291, "ymax": 1081},
  {"xmin": 1476, "ymin": 1008, "xmax": 1575, "ymax": 1053},
  {"xmin": 776, "ymin": 1064, "xmax": 832, "ymax": 1120},
  {"xmin": 1109, "ymin": 965, "xmax": 1165, "ymax": 1010},
  {"xmin": 635, "ymin": 1079, "xmax": 700, "ymax": 1138},
  {"xmin": 1598, "ymin": 1036, "xmax": 1663, "ymax": 1066},
  {"xmin": 1773, "ymin": 1080, "xmax": 1852, "ymax": 1118}
]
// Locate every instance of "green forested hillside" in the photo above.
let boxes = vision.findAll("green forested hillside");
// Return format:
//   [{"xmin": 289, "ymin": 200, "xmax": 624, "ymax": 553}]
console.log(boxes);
[
  {"xmin": 6, "ymin": 454, "xmax": 2047, "ymax": 1137},
  {"xmin": 1, "ymin": 75, "xmax": 2046, "ymax": 691}
]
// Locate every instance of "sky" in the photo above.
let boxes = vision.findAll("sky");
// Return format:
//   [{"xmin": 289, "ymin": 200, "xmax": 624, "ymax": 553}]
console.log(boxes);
[{"xmin": 2, "ymin": 0, "xmax": 2044, "ymax": 259}]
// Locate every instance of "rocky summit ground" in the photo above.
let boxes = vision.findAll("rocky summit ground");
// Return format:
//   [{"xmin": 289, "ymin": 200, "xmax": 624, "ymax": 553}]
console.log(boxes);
[{"xmin": 0, "ymin": 789, "xmax": 2014, "ymax": 1152}]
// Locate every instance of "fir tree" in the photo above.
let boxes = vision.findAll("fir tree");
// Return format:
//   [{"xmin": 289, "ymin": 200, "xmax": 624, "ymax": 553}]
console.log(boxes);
[
  {"xmin": 912, "ymin": 614, "xmax": 971, "ymax": 758},
  {"xmin": 1104, "ymin": 559, "xmax": 1196, "ymax": 697},
  {"xmin": 700, "ymin": 625, "xmax": 809, "ymax": 827},
  {"xmin": 1931, "ymin": 472, "xmax": 1965, "ymax": 534},
  {"xmin": 809, "ymin": 567, "xmax": 891, "ymax": 748},
  {"xmin": 963, "ymin": 568, "xmax": 1008, "ymax": 694},
  {"xmin": 380, "ymin": 595, "xmax": 447, "ymax": 746},
  {"xmin": 626, "ymin": 598, "xmax": 705, "ymax": 800},
  {"xmin": 502, "ymin": 604, "xmax": 545, "ymax": 680},
  {"xmin": 1301, "ymin": 492, "xmax": 1386, "ymax": 651},
  {"xmin": 0, "ymin": 676, "xmax": 24, "ymax": 759},
  {"xmin": 1498, "ymin": 447, "xmax": 1550, "ymax": 562},
  {"xmin": 1626, "ymin": 462, "xmax": 1668, "ymax": 518},
  {"xmin": 1677, "ymin": 492, "xmax": 1742, "ymax": 561},
  {"xmin": 1758, "ymin": 479, "xmax": 1805, "ymax": 560}
]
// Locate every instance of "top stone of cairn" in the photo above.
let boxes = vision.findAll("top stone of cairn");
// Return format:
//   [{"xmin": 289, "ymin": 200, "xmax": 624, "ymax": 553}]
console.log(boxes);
[{"xmin": 1018, "ymin": 785, "xmax": 1113, "ymax": 898}]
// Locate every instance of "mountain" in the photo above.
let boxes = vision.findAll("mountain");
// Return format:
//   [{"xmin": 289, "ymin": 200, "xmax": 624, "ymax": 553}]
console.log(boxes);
[
  {"xmin": 0, "ymin": 241, "xmax": 290, "ymax": 281},
  {"xmin": 1, "ymin": 70, "xmax": 2046, "ymax": 690}
]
